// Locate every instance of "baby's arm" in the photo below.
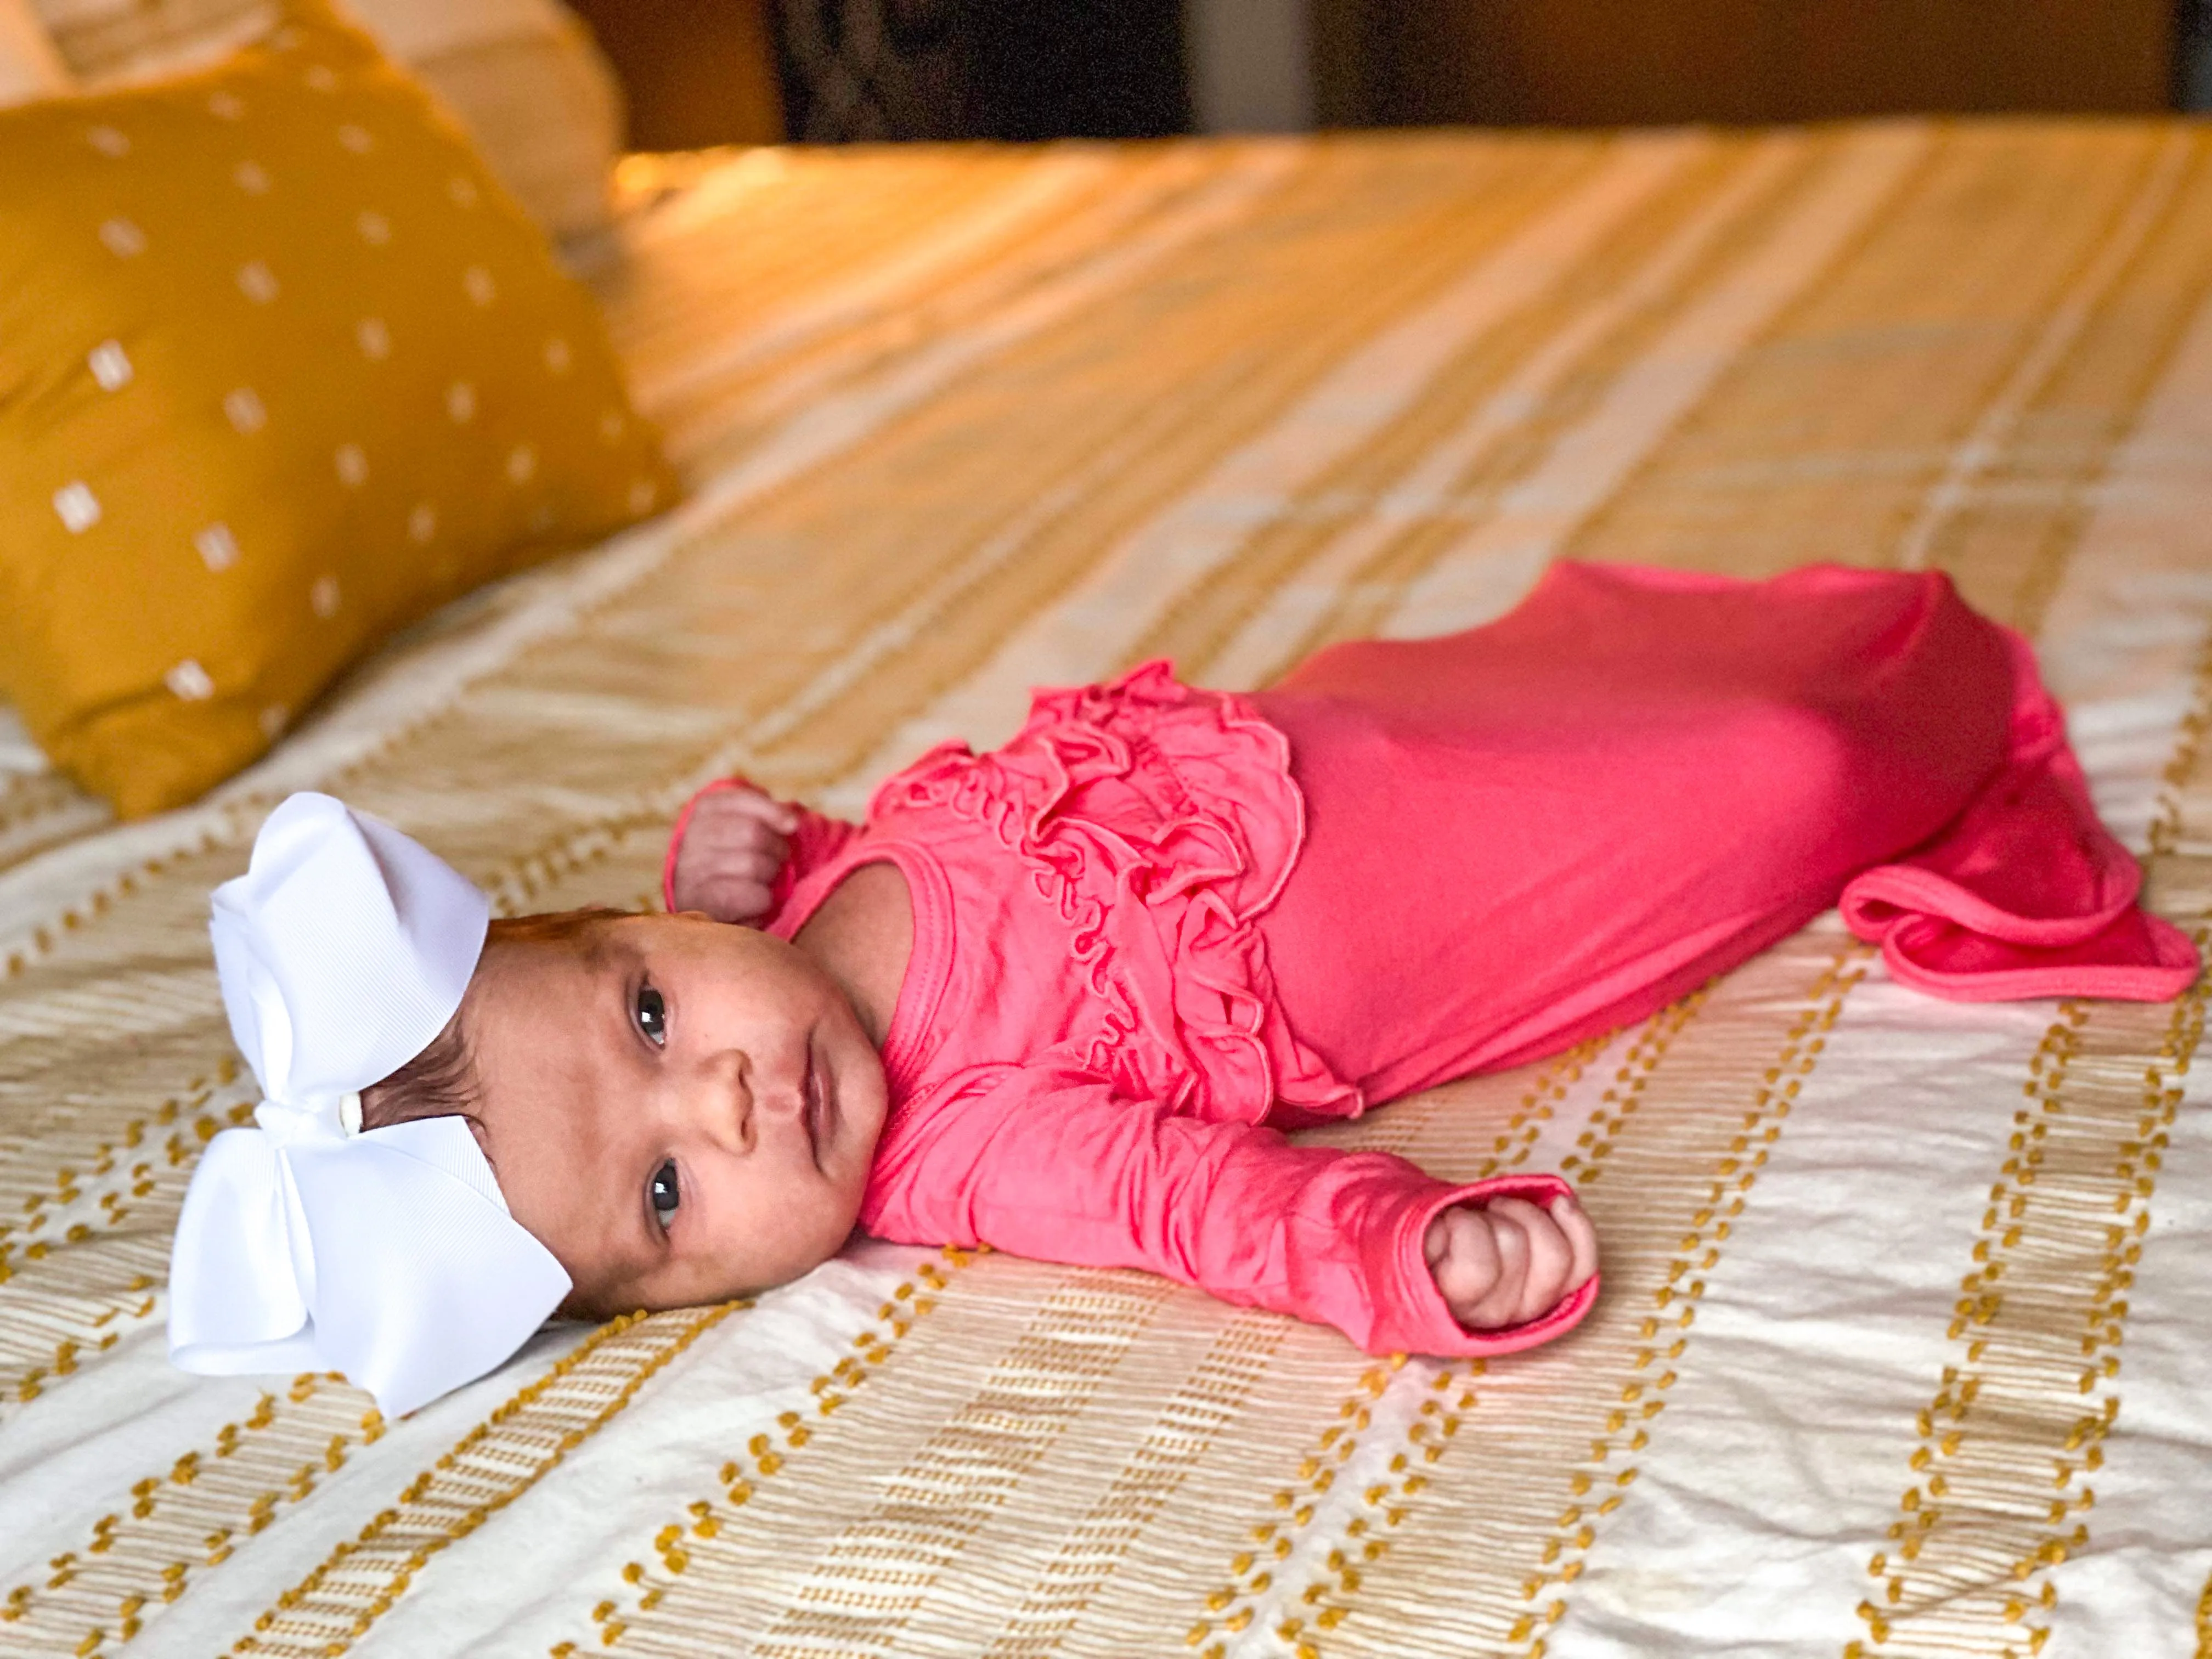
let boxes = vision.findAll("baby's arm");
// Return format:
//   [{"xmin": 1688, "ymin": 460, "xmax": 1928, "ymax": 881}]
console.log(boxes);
[
  {"xmin": 662, "ymin": 780, "xmax": 860, "ymax": 925},
  {"xmin": 870, "ymin": 1063, "xmax": 1599, "ymax": 1355}
]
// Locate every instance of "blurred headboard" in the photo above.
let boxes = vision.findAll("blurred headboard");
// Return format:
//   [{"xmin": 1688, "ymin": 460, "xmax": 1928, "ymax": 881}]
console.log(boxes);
[{"xmin": 565, "ymin": 0, "xmax": 783, "ymax": 147}]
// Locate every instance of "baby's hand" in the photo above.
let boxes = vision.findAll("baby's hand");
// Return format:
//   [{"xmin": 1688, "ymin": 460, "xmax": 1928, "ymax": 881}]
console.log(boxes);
[
  {"xmin": 1424, "ymin": 1193, "xmax": 1598, "ymax": 1330},
  {"xmin": 669, "ymin": 785, "xmax": 798, "ymax": 924}
]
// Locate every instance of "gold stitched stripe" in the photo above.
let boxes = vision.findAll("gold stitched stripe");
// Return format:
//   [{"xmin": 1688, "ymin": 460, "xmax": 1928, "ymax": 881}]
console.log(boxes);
[
  {"xmin": 968, "ymin": 1052, "xmax": 1602, "ymax": 1659},
  {"xmin": 1173, "ymin": 1038, "xmax": 1616, "ymax": 1657},
  {"xmin": 550, "ymin": 1248, "xmax": 978, "ymax": 1657},
  {"xmin": 0, "ymin": 1375, "xmax": 381, "ymax": 1656},
  {"xmin": 1280, "ymin": 932, "xmax": 1856, "ymax": 1657},
  {"xmin": 1164, "ymin": 1014, "xmax": 1692, "ymax": 1656},
  {"xmin": 1190, "ymin": 1354, "xmax": 1454, "ymax": 1659},
  {"xmin": 642, "ymin": 150, "xmax": 1234, "ymax": 475},
  {"xmin": 1354, "ymin": 122, "xmax": 1932, "ymax": 645},
  {"xmin": 1513, "ymin": 950, "xmax": 1865, "ymax": 1655},
  {"xmin": 696, "ymin": 138, "xmax": 1623, "ymax": 810},
  {"xmin": 0, "ymin": 771, "xmax": 108, "ymax": 883},
  {"xmin": 701, "ymin": 1270, "xmax": 1176, "ymax": 1657},
  {"xmin": 1282, "ymin": 991, "xmax": 1747, "ymax": 1658},
  {"xmin": 1188, "ymin": 133, "xmax": 1815, "ymax": 691},
  {"xmin": 1939, "ymin": 128, "xmax": 2212, "ymax": 636},
  {"xmin": 1893, "ymin": 129, "xmax": 2203, "ymax": 582},
  {"xmin": 1170, "ymin": 132, "xmax": 1816, "ymax": 686},
  {"xmin": 614, "ymin": 149, "xmax": 1108, "ymax": 413},
  {"xmin": 1841, "ymin": 631, "xmax": 2212, "ymax": 1658},
  {"xmin": 978, "ymin": 1313, "xmax": 1287, "ymax": 1659},
  {"xmin": 0, "ymin": 1077, "xmax": 249, "ymax": 1413},
  {"xmin": 1568, "ymin": 124, "xmax": 2205, "ymax": 599},
  {"xmin": 1841, "ymin": 985, "xmax": 2197, "ymax": 1655},
  {"xmin": 229, "ymin": 1303, "xmax": 742, "ymax": 1658}
]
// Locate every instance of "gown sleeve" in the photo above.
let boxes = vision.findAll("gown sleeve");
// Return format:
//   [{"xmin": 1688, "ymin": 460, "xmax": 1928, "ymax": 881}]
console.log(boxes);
[
  {"xmin": 660, "ymin": 778, "xmax": 861, "ymax": 930},
  {"xmin": 1838, "ymin": 631, "xmax": 2199, "ymax": 1001},
  {"xmin": 863, "ymin": 1060, "xmax": 1597, "ymax": 1357}
]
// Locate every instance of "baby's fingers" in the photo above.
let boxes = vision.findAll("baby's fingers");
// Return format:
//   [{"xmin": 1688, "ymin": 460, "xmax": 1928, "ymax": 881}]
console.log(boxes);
[
  {"xmin": 693, "ymin": 873, "xmax": 776, "ymax": 925},
  {"xmin": 691, "ymin": 835, "xmax": 785, "ymax": 884},
  {"xmin": 1489, "ymin": 1197, "xmax": 1573, "ymax": 1325},
  {"xmin": 1458, "ymin": 1206, "xmax": 1531, "ymax": 1329},
  {"xmin": 686, "ymin": 808, "xmax": 789, "ymax": 864},
  {"xmin": 1552, "ymin": 1195, "xmax": 1599, "ymax": 1294},
  {"xmin": 692, "ymin": 785, "xmax": 798, "ymax": 834}
]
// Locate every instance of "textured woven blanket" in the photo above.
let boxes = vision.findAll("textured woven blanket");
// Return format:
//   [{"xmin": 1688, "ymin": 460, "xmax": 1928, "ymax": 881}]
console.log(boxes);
[{"xmin": 4, "ymin": 122, "xmax": 2211, "ymax": 1658}]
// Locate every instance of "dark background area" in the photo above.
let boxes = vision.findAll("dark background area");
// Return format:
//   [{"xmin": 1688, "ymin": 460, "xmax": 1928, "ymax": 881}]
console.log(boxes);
[
  {"xmin": 568, "ymin": 0, "xmax": 1192, "ymax": 146},
  {"xmin": 570, "ymin": 0, "xmax": 2203, "ymax": 151},
  {"xmin": 1320, "ymin": 0, "xmax": 2174, "ymax": 127},
  {"xmin": 774, "ymin": 0, "xmax": 1190, "ymax": 142}
]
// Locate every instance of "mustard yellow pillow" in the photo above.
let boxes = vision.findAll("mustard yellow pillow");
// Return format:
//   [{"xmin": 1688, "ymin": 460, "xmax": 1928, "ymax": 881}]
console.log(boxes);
[{"xmin": 0, "ymin": 1, "xmax": 671, "ymax": 817}]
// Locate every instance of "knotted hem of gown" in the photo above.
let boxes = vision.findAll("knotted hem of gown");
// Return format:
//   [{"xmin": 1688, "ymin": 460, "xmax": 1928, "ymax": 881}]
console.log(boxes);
[
  {"xmin": 1835, "ymin": 622, "xmax": 2199, "ymax": 1006},
  {"xmin": 1849, "ymin": 902, "xmax": 2198, "ymax": 1002},
  {"xmin": 1841, "ymin": 864, "xmax": 2199, "ymax": 1003}
]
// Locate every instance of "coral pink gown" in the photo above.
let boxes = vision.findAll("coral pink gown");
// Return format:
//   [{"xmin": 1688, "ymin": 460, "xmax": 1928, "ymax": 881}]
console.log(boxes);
[{"xmin": 664, "ymin": 564, "xmax": 2195, "ymax": 1358}]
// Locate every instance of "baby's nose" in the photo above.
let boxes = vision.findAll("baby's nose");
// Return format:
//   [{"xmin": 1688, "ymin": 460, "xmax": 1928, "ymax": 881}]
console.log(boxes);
[{"xmin": 698, "ymin": 1051, "xmax": 756, "ymax": 1154}]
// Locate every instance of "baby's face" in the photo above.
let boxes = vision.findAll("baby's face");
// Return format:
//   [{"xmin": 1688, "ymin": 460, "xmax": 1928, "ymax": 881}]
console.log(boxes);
[{"xmin": 464, "ymin": 913, "xmax": 889, "ymax": 1314}]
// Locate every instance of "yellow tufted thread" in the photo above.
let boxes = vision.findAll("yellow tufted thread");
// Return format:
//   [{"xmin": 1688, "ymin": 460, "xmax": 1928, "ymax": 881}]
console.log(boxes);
[
  {"xmin": 231, "ymin": 1301, "xmax": 742, "ymax": 1657},
  {"xmin": 1500, "ymin": 954, "xmax": 1860, "ymax": 1655},
  {"xmin": 565, "ymin": 1245, "xmax": 981, "ymax": 1654},
  {"xmin": 1850, "ymin": 631, "xmax": 2212, "ymax": 1655},
  {"xmin": 0, "ymin": 1069, "xmax": 259, "ymax": 1406},
  {"xmin": 1182, "ymin": 1035, "xmax": 1619, "ymax": 1651},
  {"xmin": 1239, "ymin": 940, "xmax": 1850, "ymax": 1659},
  {"xmin": 0, "ymin": 1375, "xmax": 394, "ymax": 1655},
  {"xmin": 1560, "ymin": 990, "xmax": 1708, "ymax": 1189},
  {"xmin": 1478, "ymin": 1035, "xmax": 1607, "ymax": 1181},
  {"xmin": 1850, "ymin": 955, "xmax": 2204, "ymax": 1655}
]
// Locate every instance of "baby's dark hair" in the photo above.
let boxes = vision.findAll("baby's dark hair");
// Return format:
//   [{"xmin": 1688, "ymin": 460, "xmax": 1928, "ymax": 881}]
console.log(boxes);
[{"xmin": 359, "ymin": 907, "xmax": 616, "ymax": 1133}]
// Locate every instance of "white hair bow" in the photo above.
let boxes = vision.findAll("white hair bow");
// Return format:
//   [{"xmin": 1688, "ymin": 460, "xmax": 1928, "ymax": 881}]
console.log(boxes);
[{"xmin": 168, "ymin": 793, "xmax": 571, "ymax": 1418}]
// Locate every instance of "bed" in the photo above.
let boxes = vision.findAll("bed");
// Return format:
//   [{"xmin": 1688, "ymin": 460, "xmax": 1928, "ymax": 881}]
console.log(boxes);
[{"xmin": 4, "ymin": 119, "xmax": 2211, "ymax": 1658}]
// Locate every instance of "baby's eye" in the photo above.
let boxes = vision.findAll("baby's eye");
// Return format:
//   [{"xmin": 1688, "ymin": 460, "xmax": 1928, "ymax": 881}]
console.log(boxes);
[
  {"xmin": 649, "ymin": 1159, "xmax": 679, "ymax": 1227},
  {"xmin": 635, "ymin": 983, "xmax": 667, "ymax": 1046}
]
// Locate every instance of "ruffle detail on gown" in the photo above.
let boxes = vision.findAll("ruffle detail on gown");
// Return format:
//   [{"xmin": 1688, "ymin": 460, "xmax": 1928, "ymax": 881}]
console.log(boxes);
[
  {"xmin": 871, "ymin": 659, "xmax": 1362, "ymax": 1122},
  {"xmin": 1838, "ymin": 633, "xmax": 2198, "ymax": 1002}
]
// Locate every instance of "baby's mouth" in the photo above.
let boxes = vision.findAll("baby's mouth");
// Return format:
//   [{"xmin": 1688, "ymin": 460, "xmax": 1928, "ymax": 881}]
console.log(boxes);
[{"xmin": 804, "ymin": 1049, "xmax": 832, "ymax": 1174}]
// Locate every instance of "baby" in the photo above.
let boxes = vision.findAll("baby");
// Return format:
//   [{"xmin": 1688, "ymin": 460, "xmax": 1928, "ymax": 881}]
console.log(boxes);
[
  {"xmin": 170, "ymin": 563, "xmax": 2198, "ymax": 1415},
  {"xmin": 403, "ymin": 888, "xmax": 1598, "ymax": 1338}
]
